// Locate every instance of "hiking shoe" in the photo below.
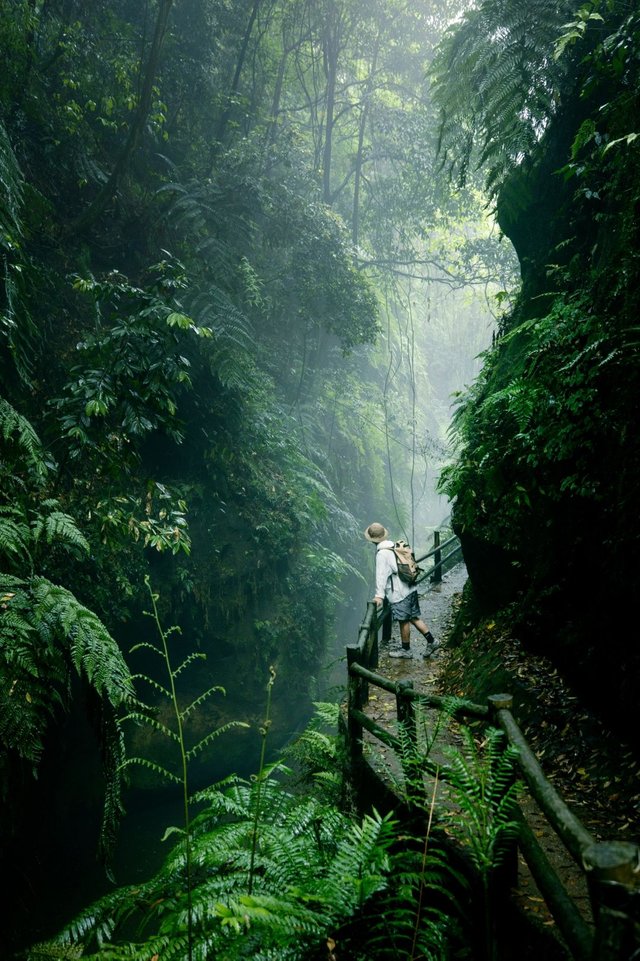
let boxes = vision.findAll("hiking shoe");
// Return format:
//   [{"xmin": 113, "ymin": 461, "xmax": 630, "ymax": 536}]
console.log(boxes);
[
  {"xmin": 423, "ymin": 633, "xmax": 440, "ymax": 657},
  {"xmin": 389, "ymin": 648, "xmax": 413, "ymax": 659}
]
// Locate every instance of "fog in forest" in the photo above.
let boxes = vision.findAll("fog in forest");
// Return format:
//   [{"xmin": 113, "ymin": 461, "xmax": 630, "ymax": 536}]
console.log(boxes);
[{"xmin": 0, "ymin": 0, "xmax": 525, "ymax": 955}]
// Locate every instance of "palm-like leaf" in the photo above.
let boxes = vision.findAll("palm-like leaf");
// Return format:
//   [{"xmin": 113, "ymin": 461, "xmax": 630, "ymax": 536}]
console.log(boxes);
[{"xmin": 431, "ymin": 0, "xmax": 575, "ymax": 199}]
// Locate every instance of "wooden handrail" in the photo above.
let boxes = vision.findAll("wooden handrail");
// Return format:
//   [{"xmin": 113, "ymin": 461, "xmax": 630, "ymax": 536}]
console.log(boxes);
[
  {"xmin": 415, "ymin": 532, "xmax": 460, "ymax": 565},
  {"xmin": 490, "ymin": 698, "xmax": 595, "ymax": 864}
]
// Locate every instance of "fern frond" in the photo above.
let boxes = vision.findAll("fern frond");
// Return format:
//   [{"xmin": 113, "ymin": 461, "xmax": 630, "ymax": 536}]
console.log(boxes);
[
  {"xmin": 120, "ymin": 711, "xmax": 180, "ymax": 742},
  {"xmin": 185, "ymin": 719, "xmax": 250, "ymax": 760},
  {"xmin": 129, "ymin": 673, "xmax": 172, "ymax": 698},
  {"xmin": 1, "ymin": 572, "xmax": 131, "ymax": 868},
  {"xmin": 129, "ymin": 641, "xmax": 164, "ymax": 657},
  {"xmin": 443, "ymin": 725, "xmax": 521, "ymax": 873},
  {"xmin": 431, "ymin": 0, "xmax": 574, "ymax": 197},
  {"xmin": 212, "ymin": 891, "xmax": 323, "ymax": 937},
  {"xmin": 180, "ymin": 682, "xmax": 226, "ymax": 718},
  {"xmin": 31, "ymin": 509, "xmax": 90, "ymax": 556},
  {"xmin": 172, "ymin": 650, "xmax": 207, "ymax": 677},
  {"xmin": 479, "ymin": 378, "xmax": 540, "ymax": 432},
  {"xmin": 0, "ymin": 397, "xmax": 46, "ymax": 475},
  {"xmin": 0, "ymin": 512, "xmax": 31, "ymax": 563},
  {"xmin": 30, "ymin": 578, "xmax": 133, "ymax": 703},
  {"xmin": 118, "ymin": 756, "xmax": 182, "ymax": 785}
]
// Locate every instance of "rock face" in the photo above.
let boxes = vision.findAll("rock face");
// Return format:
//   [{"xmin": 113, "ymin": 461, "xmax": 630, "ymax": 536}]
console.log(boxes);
[{"xmin": 447, "ymin": 38, "xmax": 640, "ymax": 746}]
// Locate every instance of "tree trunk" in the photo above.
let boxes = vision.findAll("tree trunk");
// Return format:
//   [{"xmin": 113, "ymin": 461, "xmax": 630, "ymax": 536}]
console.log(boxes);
[
  {"xmin": 69, "ymin": 0, "xmax": 175, "ymax": 235},
  {"xmin": 214, "ymin": 0, "xmax": 263, "ymax": 149},
  {"xmin": 352, "ymin": 36, "xmax": 380, "ymax": 245},
  {"xmin": 321, "ymin": 2, "xmax": 342, "ymax": 206}
]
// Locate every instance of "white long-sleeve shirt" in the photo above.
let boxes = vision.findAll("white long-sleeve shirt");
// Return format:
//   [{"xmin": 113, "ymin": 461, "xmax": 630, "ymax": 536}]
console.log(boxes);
[{"xmin": 374, "ymin": 539, "xmax": 415, "ymax": 604}]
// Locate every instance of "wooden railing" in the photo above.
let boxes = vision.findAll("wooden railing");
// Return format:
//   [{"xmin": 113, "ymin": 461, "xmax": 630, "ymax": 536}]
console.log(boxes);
[{"xmin": 344, "ymin": 536, "xmax": 640, "ymax": 961}]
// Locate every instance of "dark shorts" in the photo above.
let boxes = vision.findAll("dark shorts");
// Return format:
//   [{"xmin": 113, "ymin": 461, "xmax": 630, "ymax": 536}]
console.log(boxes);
[{"xmin": 390, "ymin": 590, "xmax": 421, "ymax": 622}]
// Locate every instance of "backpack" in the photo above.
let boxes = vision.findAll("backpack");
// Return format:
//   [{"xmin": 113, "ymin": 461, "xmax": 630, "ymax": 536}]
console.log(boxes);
[{"xmin": 385, "ymin": 540, "xmax": 422, "ymax": 586}]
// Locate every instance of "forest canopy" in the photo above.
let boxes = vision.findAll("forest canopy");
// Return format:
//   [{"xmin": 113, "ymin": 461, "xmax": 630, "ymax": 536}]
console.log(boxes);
[
  {"xmin": 0, "ymin": 2, "xmax": 517, "ymax": 950},
  {"xmin": 38, "ymin": 0, "xmax": 640, "ymax": 957}
]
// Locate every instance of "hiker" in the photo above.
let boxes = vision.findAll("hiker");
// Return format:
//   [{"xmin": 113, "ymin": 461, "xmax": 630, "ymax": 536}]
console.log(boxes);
[{"xmin": 364, "ymin": 522, "xmax": 438, "ymax": 659}]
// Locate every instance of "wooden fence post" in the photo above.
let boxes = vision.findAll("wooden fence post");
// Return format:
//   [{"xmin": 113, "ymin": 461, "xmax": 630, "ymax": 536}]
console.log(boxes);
[
  {"xmin": 381, "ymin": 598, "xmax": 392, "ymax": 645},
  {"xmin": 346, "ymin": 645, "xmax": 364, "ymax": 772},
  {"xmin": 369, "ymin": 602, "xmax": 379, "ymax": 669},
  {"xmin": 431, "ymin": 530, "xmax": 442, "ymax": 584},
  {"xmin": 583, "ymin": 840, "xmax": 640, "ymax": 961}
]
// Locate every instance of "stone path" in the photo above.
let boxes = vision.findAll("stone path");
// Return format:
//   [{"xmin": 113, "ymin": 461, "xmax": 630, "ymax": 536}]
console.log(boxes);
[{"xmin": 362, "ymin": 562, "xmax": 469, "ymax": 802}]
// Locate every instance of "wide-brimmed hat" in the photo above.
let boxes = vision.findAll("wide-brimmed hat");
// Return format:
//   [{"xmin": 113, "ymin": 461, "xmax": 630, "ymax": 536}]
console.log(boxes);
[{"xmin": 364, "ymin": 522, "xmax": 389, "ymax": 543}]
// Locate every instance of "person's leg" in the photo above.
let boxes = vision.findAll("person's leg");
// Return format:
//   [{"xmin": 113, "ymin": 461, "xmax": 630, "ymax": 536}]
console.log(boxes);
[
  {"xmin": 388, "ymin": 618, "xmax": 413, "ymax": 657},
  {"xmin": 410, "ymin": 616, "xmax": 438, "ymax": 653},
  {"xmin": 410, "ymin": 616, "xmax": 436, "ymax": 640},
  {"xmin": 411, "ymin": 616, "xmax": 430, "ymax": 637}
]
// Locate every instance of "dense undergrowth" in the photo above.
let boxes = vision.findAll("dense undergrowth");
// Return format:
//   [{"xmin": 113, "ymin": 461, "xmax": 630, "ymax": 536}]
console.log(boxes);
[{"xmin": 432, "ymin": 0, "xmax": 640, "ymax": 744}]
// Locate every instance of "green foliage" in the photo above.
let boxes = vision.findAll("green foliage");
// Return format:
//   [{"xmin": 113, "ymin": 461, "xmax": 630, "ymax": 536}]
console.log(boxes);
[
  {"xmin": 122, "ymin": 578, "xmax": 248, "ymax": 786},
  {"xmin": 346, "ymin": 842, "xmax": 468, "ymax": 961},
  {"xmin": 430, "ymin": 0, "xmax": 574, "ymax": 199},
  {"xmin": 437, "ymin": 287, "xmax": 632, "ymax": 553},
  {"xmin": 0, "ymin": 569, "xmax": 133, "ymax": 869},
  {"xmin": 442, "ymin": 726, "xmax": 521, "ymax": 876},
  {"xmin": 0, "ymin": 119, "xmax": 22, "ymax": 245},
  {"xmin": 0, "ymin": 118, "xmax": 38, "ymax": 385},
  {"xmin": 554, "ymin": 2, "xmax": 605, "ymax": 60},
  {"xmin": 280, "ymin": 700, "xmax": 350, "ymax": 805},
  {"xmin": 0, "ymin": 573, "xmax": 133, "ymax": 763},
  {"xmin": 32, "ymin": 770, "xmax": 399, "ymax": 961},
  {"xmin": 0, "ymin": 0, "xmax": 519, "ymax": 948},
  {"xmin": 0, "ymin": 395, "xmax": 134, "ymax": 868},
  {"xmin": 52, "ymin": 263, "xmax": 211, "ymax": 474},
  {"xmin": 0, "ymin": 396, "xmax": 44, "ymax": 470},
  {"xmin": 93, "ymin": 482, "xmax": 191, "ymax": 557},
  {"xmin": 120, "ymin": 578, "xmax": 249, "ymax": 958},
  {"xmin": 24, "ymin": 693, "xmax": 477, "ymax": 960}
]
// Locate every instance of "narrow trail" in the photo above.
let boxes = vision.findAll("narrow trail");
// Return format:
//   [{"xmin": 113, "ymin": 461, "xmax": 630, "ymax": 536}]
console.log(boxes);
[{"xmin": 361, "ymin": 562, "xmax": 599, "ymax": 945}]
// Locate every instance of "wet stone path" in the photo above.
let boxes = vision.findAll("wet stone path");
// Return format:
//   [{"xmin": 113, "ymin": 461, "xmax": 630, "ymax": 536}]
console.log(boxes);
[{"xmin": 361, "ymin": 562, "xmax": 470, "ymax": 802}]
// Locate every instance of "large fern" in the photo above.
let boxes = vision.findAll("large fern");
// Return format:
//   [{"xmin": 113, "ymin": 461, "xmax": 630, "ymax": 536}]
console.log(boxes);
[
  {"xmin": 349, "ymin": 843, "xmax": 469, "ymax": 961},
  {"xmin": 0, "ymin": 574, "xmax": 133, "ymax": 761},
  {"xmin": 430, "ymin": 0, "xmax": 576, "ymax": 199},
  {"xmin": 280, "ymin": 700, "xmax": 350, "ymax": 805},
  {"xmin": 442, "ymin": 725, "xmax": 521, "ymax": 876},
  {"xmin": 0, "ymin": 396, "xmax": 46, "ymax": 475},
  {"xmin": 0, "ymin": 397, "xmax": 135, "ymax": 865},
  {"xmin": 24, "ymin": 683, "xmax": 482, "ymax": 961},
  {"xmin": 31, "ymin": 770, "xmax": 399, "ymax": 961}
]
